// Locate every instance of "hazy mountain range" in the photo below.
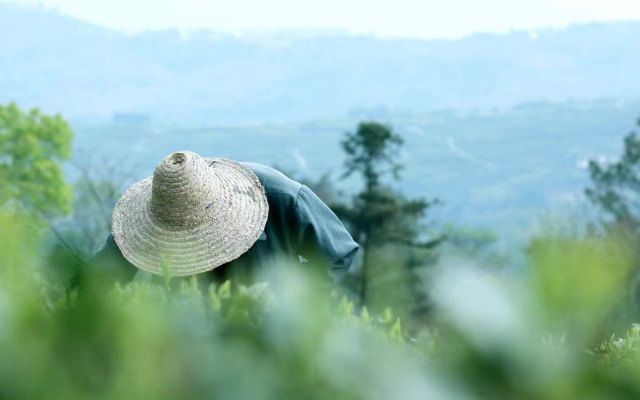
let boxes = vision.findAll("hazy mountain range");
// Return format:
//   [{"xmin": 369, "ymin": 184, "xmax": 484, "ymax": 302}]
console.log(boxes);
[{"xmin": 2, "ymin": 2, "xmax": 640, "ymax": 124}]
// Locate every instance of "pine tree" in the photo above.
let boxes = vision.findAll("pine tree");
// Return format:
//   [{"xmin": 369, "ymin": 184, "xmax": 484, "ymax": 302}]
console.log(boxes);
[
  {"xmin": 334, "ymin": 122, "xmax": 442, "ymax": 310},
  {"xmin": 586, "ymin": 118, "xmax": 640, "ymax": 233}
]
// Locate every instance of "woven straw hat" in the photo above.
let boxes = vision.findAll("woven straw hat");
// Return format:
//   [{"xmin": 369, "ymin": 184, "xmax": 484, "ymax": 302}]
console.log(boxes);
[{"xmin": 111, "ymin": 151, "xmax": 269, "ymax": 276}]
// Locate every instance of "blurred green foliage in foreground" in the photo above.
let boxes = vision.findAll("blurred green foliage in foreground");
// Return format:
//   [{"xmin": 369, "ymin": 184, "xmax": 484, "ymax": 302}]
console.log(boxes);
[{"xmin": 3, "ymin": 212, "xmax": 640, "ymax": 400}]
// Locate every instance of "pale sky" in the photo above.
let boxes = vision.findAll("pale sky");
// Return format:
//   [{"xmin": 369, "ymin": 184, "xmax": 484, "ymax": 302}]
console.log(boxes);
[{"xmin": 5, "ymin": 0, "xmax": 640, "ymax": 38}]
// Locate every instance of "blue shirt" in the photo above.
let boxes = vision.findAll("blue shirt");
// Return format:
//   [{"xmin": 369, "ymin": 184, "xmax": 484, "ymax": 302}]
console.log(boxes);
[{"xmin": 90, "ymin": 162, "xmax": 359, "ymax": 283}]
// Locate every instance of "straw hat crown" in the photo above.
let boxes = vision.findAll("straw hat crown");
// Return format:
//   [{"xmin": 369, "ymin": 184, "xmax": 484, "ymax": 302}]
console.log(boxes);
[
  {"xmin": 151, "ymin": 151, "xmax": 218, "ymax": 229},
  {"xmin": 111, "ymin": 151, "xmax": 269, "ymax": 276}
]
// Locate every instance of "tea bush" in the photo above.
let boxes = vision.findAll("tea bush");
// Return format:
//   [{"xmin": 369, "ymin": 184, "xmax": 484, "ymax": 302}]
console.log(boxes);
[{"xmin": 3, "ymin": 212, "xmax": 640, "ymax": 400}]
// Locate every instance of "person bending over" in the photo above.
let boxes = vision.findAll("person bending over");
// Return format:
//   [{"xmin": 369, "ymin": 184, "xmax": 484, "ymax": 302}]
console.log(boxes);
[{"xmin": 90, "ymin": 151, "xmax": 359, "ymax": 285}]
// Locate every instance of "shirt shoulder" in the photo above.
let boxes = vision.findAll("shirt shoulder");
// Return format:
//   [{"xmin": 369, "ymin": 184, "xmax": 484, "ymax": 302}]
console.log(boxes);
[{"xmin": 240, "ymin": 162, "xmax": 303, "ymax": 198}]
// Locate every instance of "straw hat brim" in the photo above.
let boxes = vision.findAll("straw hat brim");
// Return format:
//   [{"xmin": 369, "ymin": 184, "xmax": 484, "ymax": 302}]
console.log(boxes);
[{"xmin": 111, "ymin": 157, "xmax": 269, "ymax": 277}]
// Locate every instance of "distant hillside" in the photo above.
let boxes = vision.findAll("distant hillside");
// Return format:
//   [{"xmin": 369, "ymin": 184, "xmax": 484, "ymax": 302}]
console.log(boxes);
[
  {"xmin": 71, "ymin": 97, "xmax": 640, "ymax": 247},
  {"xmin": 2, "ymin": 3, "xmax": 640, "ymax": 124}
]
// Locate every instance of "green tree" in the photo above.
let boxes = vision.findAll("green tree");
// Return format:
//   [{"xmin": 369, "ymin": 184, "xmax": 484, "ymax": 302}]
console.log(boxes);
[
  {"xmin": 585, "ymin": 119, "xmax": 640, "ymax": 232},
  {"xmin": 0, "ymin": 102, "xmax": 73, "ymax": 220},
  {"xmin": 585, "ymin": 118, "xmax": 640, "ymax": 312},
  {"xmin": 334, "ymin": 122, "xmax": 442, "ymax": 312}
]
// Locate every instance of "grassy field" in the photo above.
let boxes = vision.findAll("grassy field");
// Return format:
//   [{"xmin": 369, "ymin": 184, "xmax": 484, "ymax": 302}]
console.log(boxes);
[{"xmin": 3, "ymin": 212, "xmax": 640, "ymax": 400}]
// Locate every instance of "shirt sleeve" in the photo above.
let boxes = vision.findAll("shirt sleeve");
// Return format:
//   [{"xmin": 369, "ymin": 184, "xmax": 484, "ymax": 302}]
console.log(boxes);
[{"xmin": 294, "ymin": 185, "xmax": 359, "ymax": 279}]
